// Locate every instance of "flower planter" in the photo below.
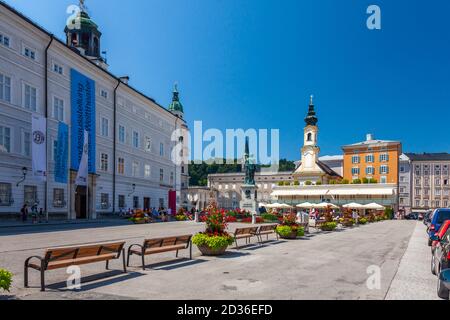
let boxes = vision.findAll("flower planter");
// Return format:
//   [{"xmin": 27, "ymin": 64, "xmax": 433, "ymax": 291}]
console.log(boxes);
[
  {"xmin": 197, "ymin": 244, "xmax": 228, "ymax": 256},
  {"xmin": 278, "ymin": 231, "xmax": 298, "ymax": 240}
]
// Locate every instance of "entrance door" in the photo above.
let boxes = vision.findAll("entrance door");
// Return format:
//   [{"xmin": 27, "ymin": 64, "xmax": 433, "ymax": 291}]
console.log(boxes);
[
  {"xmin": 75, "ymin": 186, "xmax": 87, "ymax": 219},
  {"xmin": 144, "ymin": 197, "xmax": 151, "ymax": 211}
]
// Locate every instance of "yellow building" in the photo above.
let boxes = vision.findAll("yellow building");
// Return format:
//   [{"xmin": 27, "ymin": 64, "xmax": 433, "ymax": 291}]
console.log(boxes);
[{"xmin": 342, "ymin": 134, "xmax": 402, "ymax": 184}]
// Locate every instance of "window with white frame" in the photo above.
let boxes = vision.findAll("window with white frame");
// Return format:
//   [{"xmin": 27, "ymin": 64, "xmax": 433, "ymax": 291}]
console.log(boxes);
[
  {"xmin": 436, "ymin": 178, "xmax": 441, "ymax": 186},
  {"xmin": 53, "ymin": 63, "xmax": 63, "ymax": 75},
  {"xmin": 24, "ymin": 84, "xmax": 37, "ymax": 111},
  {"xmin": 53, "ymin": 97, "xmax": 64, "ymax": 122},
  {"xmin": 379, "ymin": 153, "xmax": 389, "ymax": 162},
  {"xmin": 133, "ymin": 131, "xmax": 139, "ymax": 148},
  {"xmin": 100, "ymin": 153, "xmax": 108, "ymax": 172},
  {"xmin": 351, "ymin": 167, "xmax": 360, "ymax": 175},
  {"xmin": 145, "ymin": 137, "xmax": 151, "ymax": 152},
  {"xmin": 117, "ymin": 157, "xmax": 125, "ymax": 175},
  {"xmin": 160, "ymin": 168, "xmax": 164, "ymax": 182},
  {"xmin": 23, "ymin": 131, "xmax": 31, "ymax": 157},
  {"xmin": 132, "ymin": 161, "xmax": 139, "ymax": 177},
  {"xmin": 436, "ymin": 189, "xmax": 441, "ymax": 196},
  {"xmin": 118, "ymin": 125, "xmax": 125, "ymax": 143},
  {"xmin": 415, "ymin": 200, "xmax": 420, "ymax": 207},
  {"xmin": 53, "ymin": 188, "xmax": 65, "ymax": 208},
  {"xmin": 101, "ymin": 118, "xmax": 109, "ymax": 137},
  {"xmin": 365, "ymin": 154, "xmax": 374, "ymax": 163},
  {"xmin": 170, "ymin": 172, "xmax": 174, "ymax": 184},
  {"xmin": 0, "ymin": 73, "xmax": 11, "ymax": 102},
  {"xmin": 351, "ymin": 156, "xmax": 360, "ymax": 164},
  {"xmin": 101, "ymin": 90, "xmax": 108, "ymax": 99},
  {"xmin": 436, "ymin": 201, "xmax": 440, "ymax": 208},
  {"xmin": 101, "ymin": 193, "xmax": 109, "ymax": 209},
  {"xmin": 0, "ymin": 33, "xmax": 10, "ymax": 47},
  {"xmin": 23, "ymin": 47, "xmax": 36, "ymax": 60},
  {"xmin": 0, "ymin": 183, "xmax": 12, "ymax": 206},
  {"xmin": 366, "ymin": 166, "xmax": 375, "ymax": 175},
  {"xmin": 160, "ymin": 143, "xmax": 164, "ymax": 157},
  {"xmin": 0, "ymin": 126, "xmax": 11, "ymax": 153},
  {"xmin": 144, "ymin": 164, "xmax": 151, "ymax": 178},
  {"xmin": 415, "ymin": 188, "xmax": 421, "ymax": 196},
  {"xmin": 380, "ymin": 165, "xmax": 389, "ymax": 174}
]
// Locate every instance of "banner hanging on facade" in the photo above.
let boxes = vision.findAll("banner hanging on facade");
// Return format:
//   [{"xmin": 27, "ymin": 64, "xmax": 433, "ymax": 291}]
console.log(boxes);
[
  {"xmin": 70, "ymin": 69, "xmax": 96, "ymax": 174},
  {"xmin": 54, "ymin": 122, "xmax": 69, "ymax": 184},
  {"xmin": 75, "ymin": 130, "xmax": 88, "ymax": 186},
  {"xmin": 31, "ymin": 114, "xmax": 47, "ymax": 181}
]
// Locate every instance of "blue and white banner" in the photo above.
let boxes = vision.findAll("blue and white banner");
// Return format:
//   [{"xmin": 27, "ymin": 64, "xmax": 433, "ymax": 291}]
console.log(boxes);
[
  {"xmin": 70, "ymin": 69, "xmax": 96, "ymax": 174},
  {"xmin": 75, "ymin": 130, "xmax": 89, "ymax": 186},
  {"xmin": 54, "ymin": 122, "xmax": 68, "ymax": 184},
  {"xmin": 31, "ymin": 114, "xmax": 47, "ymax": 181}
]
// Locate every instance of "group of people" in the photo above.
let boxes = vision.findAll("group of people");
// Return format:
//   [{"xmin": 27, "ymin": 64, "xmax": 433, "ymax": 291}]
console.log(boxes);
[
  {"xmin": 20, "ymin": 203, "xmax": 46, "ymax": 224},
  {"xmin": 120, "ymin": 207, "xmax": 174, "ymax": 222}
]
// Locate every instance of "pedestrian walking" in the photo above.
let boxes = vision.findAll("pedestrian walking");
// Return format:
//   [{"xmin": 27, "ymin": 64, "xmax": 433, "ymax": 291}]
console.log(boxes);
[{"xmin": 20, "ymin": 204, "xmax": 28, "ymax": 222}]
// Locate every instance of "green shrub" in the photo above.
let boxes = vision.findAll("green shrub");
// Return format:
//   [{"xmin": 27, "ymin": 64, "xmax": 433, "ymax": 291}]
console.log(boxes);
[
  {"xmin": 192, "ymin": 233, "xmax": 234, "ymax": 250},
  {"xmin": 293, "ymin": 180, "xmax": 300, "ymax": 186},
  {"xmin": 297, "ymin": 227, "xmax": 305, "ymax": 237},
  {"xmin": 384, "ymin": 207, "xmax": 394, "ymax": 220},
  {"xmin": 352, "ymin": 179, "xmax": 362, "ymax": 184},
  {"xmin": 341, "ymin": 179, "xmax": 349, "ymax": 184},
  {"xmin": 278, "ymin": 181, "xmax": 285, "ymax": 186},
  {"xmin": 305, "ymin": 180, "xmax": 312, "ymax": 186},
  {"xmin": 0, "ymin": 269, "xmax": 13, "ymax": 292},
  {"xmin": 329, "ymin": 180, "xmax": 336, "ymax": 185},
  {"xmin": 316, "ymin": 181, "xmax": 322, "ymax": 185},
  {"xmin": 320, "ymin": 222, "xmax": 338, "ymax": 231},
  {"xmin": 369, "ymin": 178, "xmax": 378, "ymax": 184},
  {"xmin": 262, "ymin": 213, "xmax": 279, "ymax": 221},
  {"xmin": 276, "ymin": 225, "xmax": 294, "ymax": 237},
  {"xmin": 359, "ymin": 218, "xmax": 368, "ymax": 225},
  {"xmin": 362, "ymin": 177, "xmax": 369, "ymax": 184}
]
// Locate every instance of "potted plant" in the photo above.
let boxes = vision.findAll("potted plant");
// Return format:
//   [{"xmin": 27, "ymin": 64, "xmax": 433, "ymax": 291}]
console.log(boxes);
[
  {"xmin": 275, "ymin": 214, "xmax": 304, "ymax": 239},
  {"xmin": 320, "ymin": 222, "xmax": 338, "ymax": 231},
  {"xmin": 192, "ymin": 209, "xmax": 234, "ymax": 256},
  {"xmin": 359, "ymin": 217, "xmax": 368, "ymax": 225},
  {"xmin": 129, "ymin": 210, "xmax": 151, "ymax": 224},
  {"xmin": 0, "ymin": 269, "xmax": 12, "ymax": 293}
]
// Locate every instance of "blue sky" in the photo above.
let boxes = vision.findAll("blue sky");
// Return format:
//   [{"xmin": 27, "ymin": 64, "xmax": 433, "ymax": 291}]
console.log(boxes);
[{"xmin": 6, "ymin": 0, "xmax": 450, "ymax": 161}]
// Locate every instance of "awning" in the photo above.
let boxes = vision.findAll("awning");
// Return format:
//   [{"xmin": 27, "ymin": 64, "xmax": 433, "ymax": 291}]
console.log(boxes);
[{"xmin": 272, "ymin": 187, "xmax": 395, "ymax": 197}]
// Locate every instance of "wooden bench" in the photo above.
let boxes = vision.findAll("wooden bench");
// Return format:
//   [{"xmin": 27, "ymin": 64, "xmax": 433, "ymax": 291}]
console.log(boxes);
[
  {"xmin": 127, "ymin": 235, "xmax": 192, "ymax": 270},
  {"xmin": 255, "ymin": 224, "xmax": 279, "ymax": 243},
  {"xmin": 24, "ymin": 241, "xmax": 126, "ymax": 292},
  {"xmin": 234, "ymin": 227, "xmax": 259, "ymax": 249}
]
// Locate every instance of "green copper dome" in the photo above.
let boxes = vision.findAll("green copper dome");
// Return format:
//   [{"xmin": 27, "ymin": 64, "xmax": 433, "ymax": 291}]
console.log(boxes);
[
  {"xmin": 168, "ymin": 84, "xmax": 184, "ymax": 114},
  {"xmin": 66, "ymin": 11, "xmax": 99, "ymax": 32},
  {"xmin": 305, "ymin": 95, "xmax": 318, "ymax": 126}
]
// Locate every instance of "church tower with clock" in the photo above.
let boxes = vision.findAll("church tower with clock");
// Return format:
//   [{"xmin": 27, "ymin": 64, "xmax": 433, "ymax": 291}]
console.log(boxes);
[{"xmin": 293, "ymin": 96, "xmax": 341, "ymax": 184}]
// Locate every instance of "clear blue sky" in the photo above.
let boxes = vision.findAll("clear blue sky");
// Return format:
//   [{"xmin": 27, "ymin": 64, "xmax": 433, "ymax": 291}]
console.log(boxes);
[{"xmin": 7, "ymin": 0, "xmax": 450, "ymax": 161}]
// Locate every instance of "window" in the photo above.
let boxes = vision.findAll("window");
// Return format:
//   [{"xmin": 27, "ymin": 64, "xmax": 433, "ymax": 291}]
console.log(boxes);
[
  {"xmin": 24, "ymin": 84, "xmax": 37, "ymax": 111},
  {"xmin": 53, "ymin": 97, "xmax": 64, "ymax": 122},
  {"xmin": 24, "ymin": 185, "xmax": 37, "ymax": 206},
  {"xmin": 101, "ymin": 118, "xmax": 109, "ymax": 137},
  {"xmin": 380, "ymin": 165, "xmax": 389, "ymax": 174},
  {"xmin": 132, "ymin": 161, "xmax": 139, "ymax": 177},
  {"xmin": 160, "ymin": 143, "xmax": 164, "ymax": 157},
  {"xmin": 365, "ymin": 154, "xmax": 374, "ymax": 163},
  {"xmin": 0, "ymin": 183, "xmax": 12, "ymax": 206},
  {"xmin": 118, "ymin": 125, "xmax": 125, "ymax": 143},
  {"xmin": 23, "ymin": 131, "xmax": 31, "ymax": 157},
  {"xmin": 101, "ymin": 193, "xmax": 109, "ymax": 209},
  {"xmin": 144, "ymin": 164, "xmax": 151, "ymax": 178},
  {"xmin": 400, "ymin": 166, "xmax": 405, "ymax": 173},
  {"xmin": 159, "ymin": 198, "xmax": 164, "ymax": 208},
  {"xmin": 436, "ymin": 201, "xmax": 440, "ymax": 208},
  {"xmin": 379, "ymin": 153, "xmax": 389, "ymax": 162},
  {"xmin": 400, "ymin": 198, "xmax": 404, "ymax": 205},
  {"xmin": 0, "ymin": 73, "xmax": 11, "ymax": 102},
  {"xmin": 0, "ymin": 33, "xmax": 10, "ymax": 47},
  {"xmin": 425, "ymin": 178, "xmax": 430, "ymax": 186},
  {"xmin": 133, "ymin": 196, "xmax": 139, "ymax": 209},
  {"xmin": 101, "ymin": 90, "xmax": 108, "ymax": 99},
  {"xmin": 380, "ymin": 176, "xmax": 387, "ymax": 184},
  {"xmin": 416, "ymin": 188, "xmax": 421, "ymax": 196},
  {"xmin": 415, "ymin": 200, "xmax": 420, "ymax": 207},
  {"xmin": 100, "ymin": 153, "xmax": 108, "ymax": 172},
  {"xmin": 170, "ymin": 172, "xmax": 174, "ymax": 184},
  {"xmin": 145, "ymin": 137, "xmax": 151, "ymax": 152},
  {"xmin": 24, "ymin": 47, "xmax": 36, "ymax": 60},
  {"xmin": 133, "ymin": 131, "xmax": 139, "ymax": 148},
  {"xmin": 352, "ymin": 156, "xmax": 360, "ymax": 164},
  {"xmin": 436, "ymin": 179, "xmax": 441, "ymax": 186},
  {"xmin": 53, "ymin": 188, "xmax": 65, "ymax": 208},
  {"xmin": 160, "ymin": 168, "xmax": 164, "ymax": 182},
  {"xmin": 366, "ymin": 166, "xmax": 375, "ymax": 175},
  {"xmin": 424, "ymin": 200, "xmax": 429, "ymax": 207},
  {"xmin": 307, "ymin": 132, "xmax": 312, "ymax": 142},
  {"xmin": 53, "ymin": 63, "xmax": 63, "ymax": 75},
  {"xmin": 0, "ymin": 126, "xmax": 11, "ymax": 153},
  {"xmin": 351, "ymin": 167, "xmax": 360, "ymax": 175},
  {"xmin": 400, "ymin": 187, "xmax": 405, "ymax": 193},
  {"xmin": 416, "ymin": 178, "xmax": 421, "ymax": 186},
  {"xmin": 118, "ymin": 195, "xmax": 126, "ymax": 209},
  {"xmin": 117, "ymin": 157, "xmax": 125, "ymax": 175},
  {"xmin": 436, "ymin": 189, "xmax": 441, "ymax": 196}
]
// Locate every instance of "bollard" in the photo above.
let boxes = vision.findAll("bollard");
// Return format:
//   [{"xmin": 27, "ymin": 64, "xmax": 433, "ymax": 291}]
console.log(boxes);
[
  {"xmin": 252, "ymin": 213, "xmax": 256, "ymax": 225},
  {"xmin": 195, "ymin": 212, "xmax": 199, "ymax": 223}
]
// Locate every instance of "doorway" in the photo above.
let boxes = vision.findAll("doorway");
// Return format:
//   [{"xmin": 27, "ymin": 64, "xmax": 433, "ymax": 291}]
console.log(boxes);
[
  {"xmin": 75, "ymin": 186, "xmax": 87, "ymax": 219},
  {"xmin": 144, "ymin": 197, "xmax": 151, "ymax": 211}
]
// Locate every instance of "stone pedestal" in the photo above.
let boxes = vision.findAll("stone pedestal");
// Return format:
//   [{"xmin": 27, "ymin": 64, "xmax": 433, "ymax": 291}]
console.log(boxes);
[{"xmin": 240, "ymin": 184, "xmax": 259, "ymax": 215}]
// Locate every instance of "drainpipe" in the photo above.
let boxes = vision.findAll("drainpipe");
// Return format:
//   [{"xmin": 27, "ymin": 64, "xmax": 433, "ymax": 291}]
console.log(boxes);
[
  {"xmin": 44, "ymin": 35, "xmax": 54, "ymax": 222},
  {"xmin": 112, "ymin": 79, "xmax": 121, "ymax": 215}
]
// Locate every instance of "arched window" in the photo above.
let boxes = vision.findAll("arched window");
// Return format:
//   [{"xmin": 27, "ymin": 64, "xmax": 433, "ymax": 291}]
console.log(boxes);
[{"xmin": 307, "ymin": 132, "xmax": 312, "ymax": 142}]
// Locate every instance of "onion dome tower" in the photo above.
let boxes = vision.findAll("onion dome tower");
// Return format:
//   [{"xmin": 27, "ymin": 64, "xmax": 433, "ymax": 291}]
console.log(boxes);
[{"xmin": 168, "ymin": 84, "xmax": 184, "ymax": 119}]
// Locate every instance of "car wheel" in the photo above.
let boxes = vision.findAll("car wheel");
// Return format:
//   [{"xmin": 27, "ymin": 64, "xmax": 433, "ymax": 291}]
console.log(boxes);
[
  {"xmin": 437, "ymin": 278, "xmax": 450, "ymax": 300},
  {"xmin": 431, "ymin": 255, "xmax": 437, "ymax": 275}
]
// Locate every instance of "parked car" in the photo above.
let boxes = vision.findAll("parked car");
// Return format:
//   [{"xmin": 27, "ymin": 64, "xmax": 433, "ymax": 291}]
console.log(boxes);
[
  {"xmin": 431, "ymin": 227, "xmax": 450, "ymax": 299},
  {"xmin": 418, "ymin": 212, "xmax": 424, "ymax": 221},
  {"xmin": 405, "ymin": 213, "xmax": 419, "ymax": 220},
  {"xmin": 427, "ymin": 209, "xmax": 450, "ymax": 246},
  {"xmin": 431, "ymin": 220, "xmax": 450, "ymax": 274},
  {"xmin": 438, "ymin": 269, "xmax": 450, "ymax": 300}
]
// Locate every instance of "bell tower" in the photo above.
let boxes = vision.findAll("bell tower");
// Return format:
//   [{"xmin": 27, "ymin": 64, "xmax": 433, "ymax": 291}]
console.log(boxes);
[
  {"xmin": 65, "ymin": 0, "xmax": 103, "ymax": 60},
  {"xmin": 301, "ymin": 95, "xmax": 320, "ymax": 169}
]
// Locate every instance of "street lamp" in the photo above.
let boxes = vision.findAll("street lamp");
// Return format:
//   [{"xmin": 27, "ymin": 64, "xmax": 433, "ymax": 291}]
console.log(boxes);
[{"xmin": 16, "ymin": 167, "xmax": 28, "ymax": 187}]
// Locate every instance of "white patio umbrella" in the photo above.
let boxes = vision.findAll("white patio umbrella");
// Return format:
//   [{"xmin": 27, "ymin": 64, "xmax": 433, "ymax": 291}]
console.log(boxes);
[
  {"xmin": 265, "ymin": 203, "xmax": 282, "ymax": 209},
  {"xmin": 342, "ymin": 203, "xmax": 365, "ymax": 209},
  {"xmin": 363, "ymin": 203, "xmax": 385, "ymax": 210},
  {"xmin": 279, "ymin": 203, "xmax": 293, "ymax": 209},
  {"xmin": 258, "ymin": 203, "xmax": 267, "ymax": 208},
  {"xmin": 296, "ymin": 202, "xmax": 314, "ymax": 208}
]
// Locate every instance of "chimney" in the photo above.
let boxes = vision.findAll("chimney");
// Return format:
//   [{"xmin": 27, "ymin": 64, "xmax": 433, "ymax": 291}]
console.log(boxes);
[
  {"xmin": 119, "ymin": 76, "xmax": 130, "ymax": 85},
  {"xmin": 366, "ymin": 133, "xmax": 374, "ymax": 141}
]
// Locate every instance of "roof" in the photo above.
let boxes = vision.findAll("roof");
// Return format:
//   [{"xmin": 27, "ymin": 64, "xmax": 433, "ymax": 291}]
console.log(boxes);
[
  {"xmin": 342, "ymin": 139, "xmax": 401, "ymax": 148},
  {"xmin": 168, "ymin": 84, "xmax": 184, "ymax": 113},
  {"xmin": 316, "ymin": 161, "xmax": 342, "ymax": 178},
  {"xmin": 405, "ymin": 153, "xmax": 450, "ymax": 161},
  {"xmin": 0, "ymin": 1, "xmax": 184, "ymax": 123},
  {"xmin": 319, "ymin": 155, "xmax": 344, "ymax": 161}
]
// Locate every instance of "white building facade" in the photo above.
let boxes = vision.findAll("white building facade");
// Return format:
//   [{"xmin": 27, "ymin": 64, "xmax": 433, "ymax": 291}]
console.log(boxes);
[{"xmin": 0, "ymin": 3, "xmax": 188, "ymax": 220}]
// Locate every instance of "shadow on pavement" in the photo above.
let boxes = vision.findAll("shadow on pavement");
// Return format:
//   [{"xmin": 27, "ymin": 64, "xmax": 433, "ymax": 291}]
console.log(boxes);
[{"xmin": 148, "ymin": 258, "xmax": 207, "ymax": 271}]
